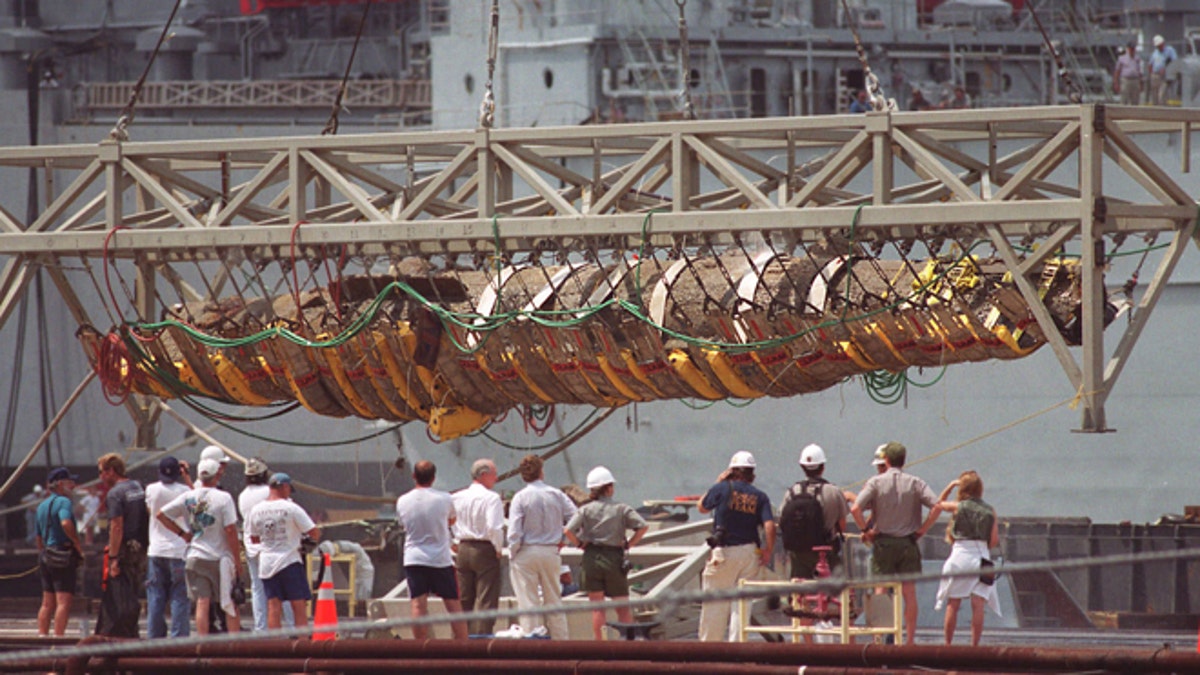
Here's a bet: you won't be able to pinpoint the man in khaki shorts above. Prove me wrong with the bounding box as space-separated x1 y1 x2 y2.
851 442 940 644
156 458 243 634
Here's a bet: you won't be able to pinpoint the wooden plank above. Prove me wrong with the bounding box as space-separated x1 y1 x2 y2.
891 128 979 202
209 151 290 227
590 136 671 215
787 130 870 207
121 158 205 229
491 143 579 216
398 145 476 221
991 122 1079 202
1105 121 1196 206
300 149 388 222
683 135 776 210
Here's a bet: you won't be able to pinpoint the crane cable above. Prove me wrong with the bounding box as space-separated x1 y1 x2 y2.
321 0 374 136
675 0 696 120
479 0 499 128
108 0 184 141
838 0 895 111
1026 0 1083 104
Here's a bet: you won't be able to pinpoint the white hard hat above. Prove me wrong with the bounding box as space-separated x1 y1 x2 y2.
872 444 888 466
586 466 616 489
200 445 229 464
1153 34 1165 47
798 443 826 468
728 451 756 469
197 458 222 480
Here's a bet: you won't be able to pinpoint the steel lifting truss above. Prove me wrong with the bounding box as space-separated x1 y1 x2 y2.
0 103 1196 434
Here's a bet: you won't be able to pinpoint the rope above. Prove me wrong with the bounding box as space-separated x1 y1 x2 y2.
483 407 600 451
494 407 618 484
844 390 1085 490
96 330 134 406
0 565 39 580
101 225 130 322
107 0 184 141
321 0 373 136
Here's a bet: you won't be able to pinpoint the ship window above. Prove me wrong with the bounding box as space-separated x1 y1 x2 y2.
465 74 475 94
544 68 554 89
965 72 981 98
750 67 767 118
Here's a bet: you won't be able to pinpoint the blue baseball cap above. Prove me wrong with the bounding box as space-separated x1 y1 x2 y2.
159 456 182 482
268 472 293 489
47 467 78 484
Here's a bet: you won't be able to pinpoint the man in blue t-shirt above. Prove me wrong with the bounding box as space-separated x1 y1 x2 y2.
696 451 776 641
35 467 83 636
1148 35 1178 106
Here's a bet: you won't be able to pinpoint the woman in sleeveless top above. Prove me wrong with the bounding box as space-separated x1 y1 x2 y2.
934 470 1000 645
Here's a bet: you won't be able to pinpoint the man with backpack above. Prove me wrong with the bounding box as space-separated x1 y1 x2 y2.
780 444 848 580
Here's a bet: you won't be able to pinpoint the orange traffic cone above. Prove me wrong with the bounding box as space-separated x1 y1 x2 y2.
312 553 338 641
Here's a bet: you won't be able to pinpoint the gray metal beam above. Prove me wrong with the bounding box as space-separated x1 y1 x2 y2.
0 104 1193 433
1079 106 1108 432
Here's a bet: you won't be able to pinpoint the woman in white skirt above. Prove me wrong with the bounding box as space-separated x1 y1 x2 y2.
934 470 1000 645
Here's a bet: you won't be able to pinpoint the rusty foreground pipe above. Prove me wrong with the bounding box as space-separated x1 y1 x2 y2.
6 639 1192 674
5 656 1023 675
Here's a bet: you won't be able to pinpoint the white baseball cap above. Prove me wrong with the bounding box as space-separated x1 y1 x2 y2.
197 458 222 480
200 445 229 464
799 444 827 468
1153 35 1165 47
728 451 756 469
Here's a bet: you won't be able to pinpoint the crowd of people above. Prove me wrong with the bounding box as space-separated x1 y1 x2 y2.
30 446 321 639
27 440 1000 644
693 441 1000 645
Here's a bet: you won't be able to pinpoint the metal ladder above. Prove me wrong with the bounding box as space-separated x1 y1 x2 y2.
1049 1 1122 102
706 34 737 117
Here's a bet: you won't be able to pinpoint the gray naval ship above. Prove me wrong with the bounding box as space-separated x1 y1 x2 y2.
0 0 1199 632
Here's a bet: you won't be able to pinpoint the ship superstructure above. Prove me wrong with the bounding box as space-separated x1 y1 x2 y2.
0 0 1198 529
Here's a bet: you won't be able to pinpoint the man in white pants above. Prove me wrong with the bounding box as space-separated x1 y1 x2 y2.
696 451 776 641
507 454 577 639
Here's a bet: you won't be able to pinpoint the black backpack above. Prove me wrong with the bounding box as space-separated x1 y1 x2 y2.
780 479 829 553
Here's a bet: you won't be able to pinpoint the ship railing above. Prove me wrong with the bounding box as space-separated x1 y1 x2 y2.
75 78 432 112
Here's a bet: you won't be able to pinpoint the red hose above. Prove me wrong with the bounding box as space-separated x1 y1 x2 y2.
96 331 134 406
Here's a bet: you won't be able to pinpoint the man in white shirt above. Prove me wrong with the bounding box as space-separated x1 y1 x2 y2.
144 456 192 638
156 458 243 635
78 486 100 546
246 473 320 629
395 460 467 640
507 454 578 639
452 458 505 635
238 457 292 631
